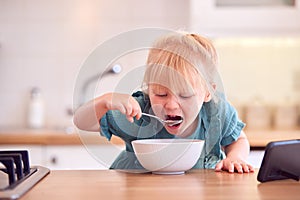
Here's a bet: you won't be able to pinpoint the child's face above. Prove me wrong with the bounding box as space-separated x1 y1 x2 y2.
148 81 211 137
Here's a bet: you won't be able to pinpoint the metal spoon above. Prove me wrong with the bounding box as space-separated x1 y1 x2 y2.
141 113 183 126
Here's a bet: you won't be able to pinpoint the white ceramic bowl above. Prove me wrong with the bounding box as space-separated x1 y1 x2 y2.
132 139 204 174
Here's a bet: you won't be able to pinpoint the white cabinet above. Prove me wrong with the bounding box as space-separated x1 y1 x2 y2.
0 144 265 169
0 145 44 166
248 150 265 168
0 144 124 170
44 145 105 170
190 1 300 36
44 145 124 170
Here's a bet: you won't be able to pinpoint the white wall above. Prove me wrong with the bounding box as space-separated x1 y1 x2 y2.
0 0 190 129
215 37 300 104
1 0 299 130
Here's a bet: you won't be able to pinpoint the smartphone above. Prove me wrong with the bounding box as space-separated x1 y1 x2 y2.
257 139 300 182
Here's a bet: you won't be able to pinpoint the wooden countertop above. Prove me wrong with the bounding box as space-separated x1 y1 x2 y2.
21 169 300 200
245 129 300 148
0 129 124 145
0 129 299 147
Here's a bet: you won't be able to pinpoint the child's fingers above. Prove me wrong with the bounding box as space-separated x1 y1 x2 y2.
130 106 142 120
241 163 249 173
126 107 142 122
228 163 234 173
128 97 142 120
122 97 142 123
245 162 255 172
125 104 133 116
126 116 134 123
248 164 255 172
216 159 255 173
215 161 224 172
135 111 142 120
233 162 243 173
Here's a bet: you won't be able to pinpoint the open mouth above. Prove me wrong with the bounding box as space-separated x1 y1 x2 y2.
165 115 183 127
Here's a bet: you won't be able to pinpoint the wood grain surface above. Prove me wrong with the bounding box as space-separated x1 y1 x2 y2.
21 169 300 200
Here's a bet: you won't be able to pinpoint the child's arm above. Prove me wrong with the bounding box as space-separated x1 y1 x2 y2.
215 131 255 173
73 93 142 132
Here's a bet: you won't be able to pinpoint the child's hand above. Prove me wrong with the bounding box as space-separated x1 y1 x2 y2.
215 158 255 173
103 93 142 123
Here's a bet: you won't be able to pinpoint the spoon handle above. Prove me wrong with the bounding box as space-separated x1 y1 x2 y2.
141 113 162 122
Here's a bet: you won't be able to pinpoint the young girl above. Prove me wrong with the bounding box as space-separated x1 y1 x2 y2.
73 31 254 173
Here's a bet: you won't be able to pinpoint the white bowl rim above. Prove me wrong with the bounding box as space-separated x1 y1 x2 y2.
131 138 204 145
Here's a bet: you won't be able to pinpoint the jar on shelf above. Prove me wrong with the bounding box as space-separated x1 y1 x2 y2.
273 101 298 130
27 87 45 129
244 97 272 130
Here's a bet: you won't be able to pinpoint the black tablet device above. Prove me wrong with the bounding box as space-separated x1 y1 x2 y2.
257 139 300 183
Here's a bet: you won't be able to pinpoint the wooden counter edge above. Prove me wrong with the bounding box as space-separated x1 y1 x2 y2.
245 129 300 148
1 129 299 147
0 131 124 146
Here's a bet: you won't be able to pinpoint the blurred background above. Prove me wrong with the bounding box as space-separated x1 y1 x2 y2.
0 0 300 169
1 0 300 130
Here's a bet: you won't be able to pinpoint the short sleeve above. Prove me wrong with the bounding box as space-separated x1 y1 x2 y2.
99 110 114 141
219 99 245 146
202 92 245 147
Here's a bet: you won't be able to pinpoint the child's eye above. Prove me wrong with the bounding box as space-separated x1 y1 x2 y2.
179 94 194 99
155 93 167 97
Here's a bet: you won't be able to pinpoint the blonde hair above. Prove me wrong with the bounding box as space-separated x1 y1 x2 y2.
142 31 219 101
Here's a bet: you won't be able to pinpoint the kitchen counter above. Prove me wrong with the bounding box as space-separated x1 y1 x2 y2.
245 129 300 148
21 169 300 200
0 129 124 145
1 129 299 147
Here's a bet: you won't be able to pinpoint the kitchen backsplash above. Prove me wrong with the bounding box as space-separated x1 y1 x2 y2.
0 0 190 129
216 37 300 129
215 37 300 104
0 1 299 129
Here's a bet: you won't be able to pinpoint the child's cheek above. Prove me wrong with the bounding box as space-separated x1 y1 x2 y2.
185 99 203 113
150 103 164 116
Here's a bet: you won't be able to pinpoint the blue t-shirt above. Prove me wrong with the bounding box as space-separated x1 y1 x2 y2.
100 91 245 169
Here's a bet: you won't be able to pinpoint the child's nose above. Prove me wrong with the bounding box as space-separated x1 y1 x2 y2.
165 95 180 110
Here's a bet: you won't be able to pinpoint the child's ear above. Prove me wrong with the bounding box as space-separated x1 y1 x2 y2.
204 84 216 102
204 91 212 102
